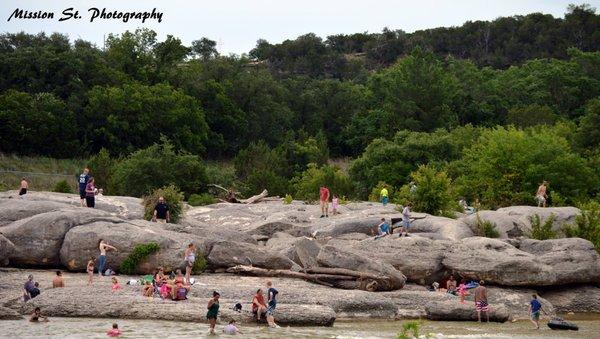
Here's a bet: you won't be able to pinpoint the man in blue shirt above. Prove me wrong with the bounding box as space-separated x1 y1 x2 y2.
78 168 90 207
529 294 546 329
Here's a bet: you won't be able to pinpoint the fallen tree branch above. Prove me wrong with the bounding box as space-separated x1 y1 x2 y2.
239 189 269 204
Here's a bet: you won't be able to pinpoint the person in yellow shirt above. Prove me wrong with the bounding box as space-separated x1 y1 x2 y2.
380 186 389 206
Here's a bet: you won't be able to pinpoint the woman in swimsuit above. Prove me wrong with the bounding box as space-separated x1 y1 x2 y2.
171 269 190 300
206 291 220 334
87 257 95 285
184 243 196 284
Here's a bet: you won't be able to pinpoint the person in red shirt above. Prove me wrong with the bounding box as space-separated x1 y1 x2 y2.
319 186 330 218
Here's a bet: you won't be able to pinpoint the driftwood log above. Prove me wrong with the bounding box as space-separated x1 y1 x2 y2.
209 185 274 204
225 265 399 291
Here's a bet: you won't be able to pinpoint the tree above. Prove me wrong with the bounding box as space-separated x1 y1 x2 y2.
576 98 600 150
395 164 455 216
292 163 354 201
191 38 218 60
507 104 557 127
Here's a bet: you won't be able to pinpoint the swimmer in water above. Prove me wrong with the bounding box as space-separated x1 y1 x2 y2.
29 307 48 322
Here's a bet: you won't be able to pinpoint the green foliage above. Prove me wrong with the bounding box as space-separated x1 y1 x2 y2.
395 165 455 216
283 194 293 204
192 251 208 274
527 214 558 240
110 138 208 198
397 321 429 339
234 141 290 197
53 180 73 193
142 185 184 223
507 104 557 128
188 193 217 206
576 98 600 151
119 242 160 275
453 126 598 208
87 148 115 192
292 163 354 202
564 201 600 253
475 213 501 238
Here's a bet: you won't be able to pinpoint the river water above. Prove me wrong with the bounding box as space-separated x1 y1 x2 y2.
2 315 598 339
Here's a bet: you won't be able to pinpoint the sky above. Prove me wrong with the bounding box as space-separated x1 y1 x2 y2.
1 0 598 55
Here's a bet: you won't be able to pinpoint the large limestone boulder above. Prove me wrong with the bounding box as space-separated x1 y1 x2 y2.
410 215 473 241
0 306 23 320
0 234 16 266
0 199 71 226
60 220 204 273
266 233 322 268
207 240 295 270
542 285 600 313
1 209 119 266
425 300 510 322
486 287 554 320
0 191 143 219
346 236 449 284
516 238 600 285
461 207 580 238
443 237 553 286
317 245 406 290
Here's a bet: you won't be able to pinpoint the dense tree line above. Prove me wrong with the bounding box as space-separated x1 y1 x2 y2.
0 5 599 208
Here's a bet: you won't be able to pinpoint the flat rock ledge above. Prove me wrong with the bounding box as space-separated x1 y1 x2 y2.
425 300 510 322
17 286 335 326
0 306 23 320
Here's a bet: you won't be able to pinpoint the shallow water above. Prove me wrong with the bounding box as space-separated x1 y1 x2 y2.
2 315 599 339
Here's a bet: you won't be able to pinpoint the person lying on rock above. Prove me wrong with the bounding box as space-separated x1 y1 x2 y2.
30 307 48 322
252 288 268 321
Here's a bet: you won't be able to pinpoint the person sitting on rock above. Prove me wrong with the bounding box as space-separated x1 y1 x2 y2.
30 307 48 322
375 218 390 239
446 276 457 295
252 288 268 321
171 269 190 300
52 271 65 288
142 280 153 297
111 277 121 292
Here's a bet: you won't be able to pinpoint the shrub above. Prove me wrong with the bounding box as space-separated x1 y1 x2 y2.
292 163 354 202
397 321 429 339
395 164 455 216
53 179 73 193
109 138 208 198
142 185 184 223
283 194 293 204
119 242 160 275
87 148 116 192
188 193 217 206
527 214 557 240
192 251 208 274
475 213 500 238
234 141 290 197
564 201 600 253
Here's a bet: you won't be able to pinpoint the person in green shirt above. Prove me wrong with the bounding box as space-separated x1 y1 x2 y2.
206 291 220 334
380 186 389 206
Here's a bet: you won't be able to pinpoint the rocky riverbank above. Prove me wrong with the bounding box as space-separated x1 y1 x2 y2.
1 191 599 324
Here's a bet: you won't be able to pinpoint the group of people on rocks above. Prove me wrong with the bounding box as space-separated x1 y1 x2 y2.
373 204 412 239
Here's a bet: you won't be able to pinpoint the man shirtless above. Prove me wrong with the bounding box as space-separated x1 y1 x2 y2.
52 271 65 288
535 181 548 207
473 280 489 322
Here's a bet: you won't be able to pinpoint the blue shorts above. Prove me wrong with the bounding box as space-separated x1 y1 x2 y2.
403 219 411 228
267 303 276 315
381 196 389 205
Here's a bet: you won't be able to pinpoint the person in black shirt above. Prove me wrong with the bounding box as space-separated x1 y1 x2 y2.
152 196 170 223
30 282 40 299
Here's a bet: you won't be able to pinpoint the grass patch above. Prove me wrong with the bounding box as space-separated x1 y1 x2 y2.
0 153 84 192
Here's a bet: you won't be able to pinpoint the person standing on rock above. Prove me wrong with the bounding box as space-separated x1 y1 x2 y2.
380 185 389 206
529 294 547 329
319 186 330 218
207 291 220 334
52 270 65 288
266 281 279 328
19 177 28 196
473 280 489 323
535 181 548 207
23 275 35 301
184 243 196 284
85 177 97 208
98 239 118 277
152 196 170 223
400 203 412 237
78 167 90 207
87 257 95 285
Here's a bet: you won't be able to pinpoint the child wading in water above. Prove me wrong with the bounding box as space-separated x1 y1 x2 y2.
207 291 220 334
87 257 95 285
